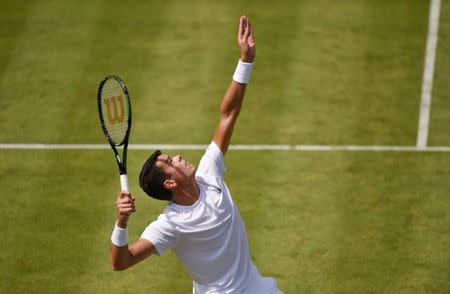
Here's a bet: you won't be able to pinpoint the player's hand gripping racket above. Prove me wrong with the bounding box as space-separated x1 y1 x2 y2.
97 75 132 193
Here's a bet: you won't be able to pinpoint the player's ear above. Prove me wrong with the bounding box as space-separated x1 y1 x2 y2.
164 179 177 190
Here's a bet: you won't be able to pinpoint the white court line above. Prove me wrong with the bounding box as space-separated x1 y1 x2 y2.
417 0 441 148
0 144 449 152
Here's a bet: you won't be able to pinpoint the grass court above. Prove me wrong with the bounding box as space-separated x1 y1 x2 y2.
0 0 449 293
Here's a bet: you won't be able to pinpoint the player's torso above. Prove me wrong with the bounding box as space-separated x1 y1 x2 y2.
168 179 251 286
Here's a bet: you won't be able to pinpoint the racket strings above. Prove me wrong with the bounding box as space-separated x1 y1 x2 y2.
100 79 130 145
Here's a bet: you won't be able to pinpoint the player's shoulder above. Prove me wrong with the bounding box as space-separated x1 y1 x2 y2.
207 141 224 160
196 141 226 177
196 175 223 192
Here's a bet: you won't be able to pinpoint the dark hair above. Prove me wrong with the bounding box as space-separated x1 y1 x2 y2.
139 150 173 201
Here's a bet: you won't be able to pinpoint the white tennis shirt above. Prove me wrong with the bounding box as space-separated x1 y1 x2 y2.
140 142 282 293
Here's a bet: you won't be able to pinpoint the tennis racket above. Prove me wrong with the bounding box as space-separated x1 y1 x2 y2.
97 75 132 193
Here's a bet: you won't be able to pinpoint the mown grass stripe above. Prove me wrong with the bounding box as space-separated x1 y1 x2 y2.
0 1 107 292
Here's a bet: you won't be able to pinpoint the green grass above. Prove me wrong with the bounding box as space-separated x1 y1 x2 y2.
429 0 450 146
0 0 449 293
0 0 439 146
0 150 449 293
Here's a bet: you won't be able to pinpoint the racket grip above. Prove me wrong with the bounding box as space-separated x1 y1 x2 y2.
120 174 129 193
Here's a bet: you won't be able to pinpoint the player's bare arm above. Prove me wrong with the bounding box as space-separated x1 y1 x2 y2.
213 16 256 156
110 192 156 271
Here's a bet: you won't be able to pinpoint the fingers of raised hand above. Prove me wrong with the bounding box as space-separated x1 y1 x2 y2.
244 19 251 39
238 16 244 38
239 17 255 49
238 16 249 40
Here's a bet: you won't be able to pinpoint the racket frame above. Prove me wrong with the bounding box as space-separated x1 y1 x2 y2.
97 75 132 191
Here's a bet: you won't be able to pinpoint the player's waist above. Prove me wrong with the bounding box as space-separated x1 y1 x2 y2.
192 260 252 294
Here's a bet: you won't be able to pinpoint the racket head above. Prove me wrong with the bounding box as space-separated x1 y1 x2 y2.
97 75 132 147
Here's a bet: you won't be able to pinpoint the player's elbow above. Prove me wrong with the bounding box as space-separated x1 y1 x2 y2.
112 266 125 271
111 260 129 271
112 263 127 271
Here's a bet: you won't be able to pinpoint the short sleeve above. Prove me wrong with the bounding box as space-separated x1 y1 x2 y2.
196 141 226 178
140 214 177 255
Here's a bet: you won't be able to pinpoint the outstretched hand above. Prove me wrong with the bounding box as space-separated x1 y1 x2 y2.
238 16 255 63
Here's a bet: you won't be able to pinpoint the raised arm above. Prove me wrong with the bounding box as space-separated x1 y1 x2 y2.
213 16 256 156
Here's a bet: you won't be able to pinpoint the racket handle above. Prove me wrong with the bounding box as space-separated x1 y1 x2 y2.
120 174 129 193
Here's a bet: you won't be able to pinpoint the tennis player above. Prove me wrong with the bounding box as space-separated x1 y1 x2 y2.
110 16 282 294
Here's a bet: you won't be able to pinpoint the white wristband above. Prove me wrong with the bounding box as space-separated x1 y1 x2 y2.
111 222 128 247
232 59 253 84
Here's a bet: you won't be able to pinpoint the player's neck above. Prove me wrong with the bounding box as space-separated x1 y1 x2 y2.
172 180 200 206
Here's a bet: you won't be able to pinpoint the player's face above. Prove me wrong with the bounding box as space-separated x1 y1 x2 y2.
156 154 196 184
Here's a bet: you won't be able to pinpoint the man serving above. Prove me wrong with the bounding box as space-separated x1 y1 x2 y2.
110 16 282 294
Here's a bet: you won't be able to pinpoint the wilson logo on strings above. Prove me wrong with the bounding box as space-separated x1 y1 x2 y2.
104 96 125 124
